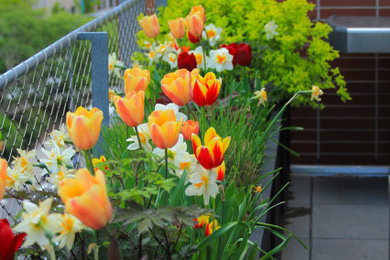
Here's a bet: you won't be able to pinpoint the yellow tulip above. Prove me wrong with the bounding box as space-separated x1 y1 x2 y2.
58 168 112 230
138 14 160 38
168 18 186 39
148 109 182 149
66 107 103 150
161 69 192 106
114 91 145 127
124 68 150 94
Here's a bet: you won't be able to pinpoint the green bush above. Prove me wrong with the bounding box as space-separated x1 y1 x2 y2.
155 0 350 105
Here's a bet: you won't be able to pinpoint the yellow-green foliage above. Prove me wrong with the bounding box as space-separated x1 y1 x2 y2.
157 0 350 105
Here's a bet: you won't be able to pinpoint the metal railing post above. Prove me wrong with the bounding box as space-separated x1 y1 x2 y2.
77 32 109 126
77 32 109 154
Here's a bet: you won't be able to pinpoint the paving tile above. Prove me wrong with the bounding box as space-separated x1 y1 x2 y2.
312 204 389 239
313 177 388 205
286 176 312 206
281 238 309 260
311 238 389 260
283 205 311 239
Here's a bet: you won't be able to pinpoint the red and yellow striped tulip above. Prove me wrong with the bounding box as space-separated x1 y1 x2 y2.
58 168 112 230
216 161 225 181
181 120 199 141
114 91 145 127
192 127 230 169
0 159 11 201
168 18 186 39
66 107 103 150
148 109 182 149
124 68 150 94
161 69 192 106
138 14 159 38
192 72 222 106
205 219 220 236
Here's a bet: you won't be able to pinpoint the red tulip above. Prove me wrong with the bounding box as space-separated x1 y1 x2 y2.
178 51 197 72
220 43 251 66
0 219 26 260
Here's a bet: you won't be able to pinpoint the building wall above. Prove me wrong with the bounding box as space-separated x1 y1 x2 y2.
291 0 390 165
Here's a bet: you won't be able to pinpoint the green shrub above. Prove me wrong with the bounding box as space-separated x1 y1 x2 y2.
155 0 350 105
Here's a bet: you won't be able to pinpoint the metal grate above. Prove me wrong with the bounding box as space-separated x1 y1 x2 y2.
0 0 146 223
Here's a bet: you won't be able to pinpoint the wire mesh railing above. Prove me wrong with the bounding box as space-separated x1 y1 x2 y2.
0 0 146 223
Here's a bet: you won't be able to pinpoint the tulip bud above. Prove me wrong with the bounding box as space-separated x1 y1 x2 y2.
138 14 160 38
114 91 145 127
66 107 103 150
168 18 186 39
58 169 113 230
148 109 182 149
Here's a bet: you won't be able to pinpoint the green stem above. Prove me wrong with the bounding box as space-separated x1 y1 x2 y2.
83 149 95 174
134 126 143 150
187 104 199 122
165 149 168 179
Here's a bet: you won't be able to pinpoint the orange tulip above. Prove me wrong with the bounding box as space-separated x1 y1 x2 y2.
168 18 186 39
66 107 103 150
185 14 203 38
0 159 11 201
138 14 160 38
58 168 112 230
192 72 222 106
148 109 182 149
189 5 206 23
192 127 230 169
181 120 199 141
124 68 150 94
161 69 193 106
216 161 225 181
114 91 145 127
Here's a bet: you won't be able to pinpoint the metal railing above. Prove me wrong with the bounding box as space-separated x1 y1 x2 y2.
0 0 146 222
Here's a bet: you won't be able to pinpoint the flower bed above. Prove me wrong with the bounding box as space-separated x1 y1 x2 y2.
0 1 336 259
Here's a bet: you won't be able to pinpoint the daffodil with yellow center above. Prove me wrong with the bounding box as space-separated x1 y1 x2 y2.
52 213 84 250
185 165 219 205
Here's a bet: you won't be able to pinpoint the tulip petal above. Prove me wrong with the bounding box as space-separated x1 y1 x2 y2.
196 147 214 169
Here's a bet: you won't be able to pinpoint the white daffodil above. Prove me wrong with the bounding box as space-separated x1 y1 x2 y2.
108 52 125 78
154 103 187 122
153 135 197 178
46 166 75 188
147 46 161 66
7 166 35 191
162 52 178 69
189 46 206 70
185 166 219 205
202 24 223 47
264 20 279 40
41 145 75 174
13 198 61 248
13 148 36 175
207 48 233 72
311 85 324 101
46 125 70 149
143 40 154 50
52 213 85 251
127 123 153 152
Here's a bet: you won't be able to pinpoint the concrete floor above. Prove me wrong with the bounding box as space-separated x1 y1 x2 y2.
281 175 389 260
